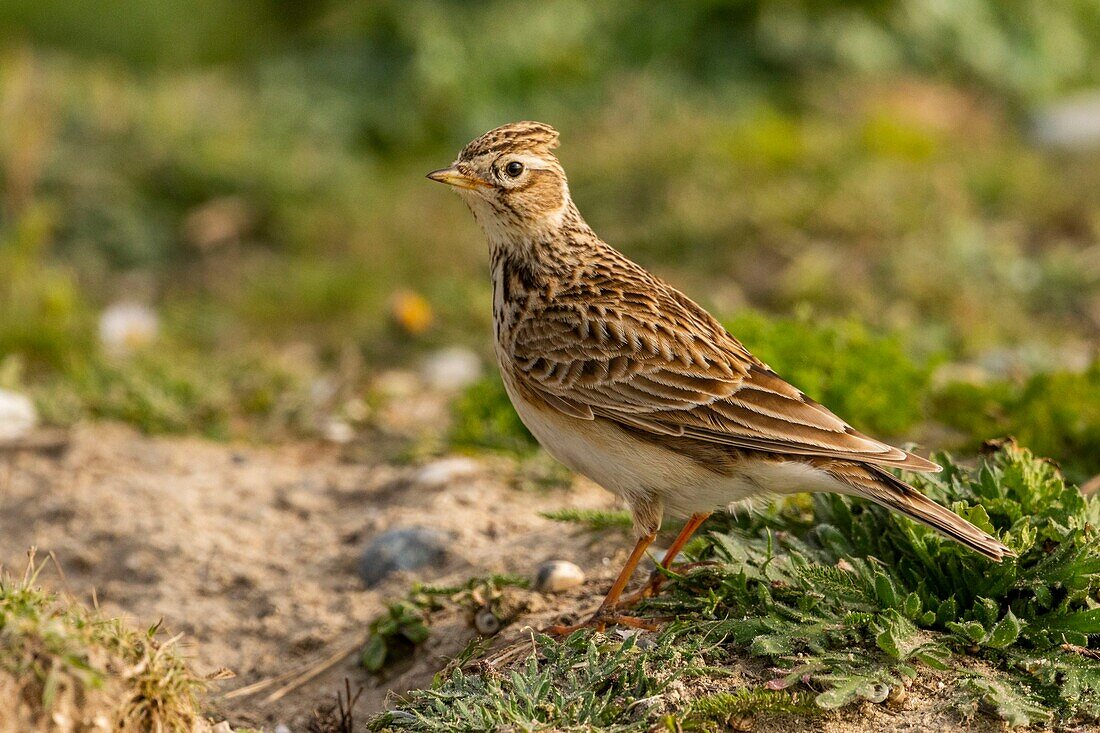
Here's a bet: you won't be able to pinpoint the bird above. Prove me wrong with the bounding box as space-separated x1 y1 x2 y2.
427 121 1014 633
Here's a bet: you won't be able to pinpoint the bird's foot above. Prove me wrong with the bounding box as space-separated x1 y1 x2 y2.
545 606 657 635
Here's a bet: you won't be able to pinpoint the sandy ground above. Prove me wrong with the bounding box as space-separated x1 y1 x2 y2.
0 423 1035 732
0 422 622 729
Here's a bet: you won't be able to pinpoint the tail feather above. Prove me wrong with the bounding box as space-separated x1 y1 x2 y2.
829 463 1014 562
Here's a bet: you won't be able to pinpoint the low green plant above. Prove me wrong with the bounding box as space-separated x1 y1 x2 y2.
931 363 1100 481
361 601 431 673
0 555 208 731
539 508 634 532
31 347 312 440
374 444 1100 729
449 376 537 454
362 574 531 674
657 442 1100 725
371 631 718 732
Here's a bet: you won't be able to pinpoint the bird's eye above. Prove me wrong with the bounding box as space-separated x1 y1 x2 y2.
504 161 524 177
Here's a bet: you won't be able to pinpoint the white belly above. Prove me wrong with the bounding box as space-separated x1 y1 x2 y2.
499 372 844 521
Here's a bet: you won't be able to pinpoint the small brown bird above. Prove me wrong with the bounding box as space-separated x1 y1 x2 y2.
428 121 1013 633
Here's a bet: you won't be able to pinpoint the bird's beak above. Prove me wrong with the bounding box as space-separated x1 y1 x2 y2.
425 166 491 190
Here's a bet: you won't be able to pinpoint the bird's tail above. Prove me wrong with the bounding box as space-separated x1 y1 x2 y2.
829 462 1015 562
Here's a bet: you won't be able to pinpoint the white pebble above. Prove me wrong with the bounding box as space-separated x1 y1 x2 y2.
322 418 355 444
0 389 37 442
420 347 482 391
414 457 481 488
535 560 585 593
98 302 158 355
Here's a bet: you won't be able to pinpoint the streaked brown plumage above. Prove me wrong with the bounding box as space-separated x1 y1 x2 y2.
428 121 1014 632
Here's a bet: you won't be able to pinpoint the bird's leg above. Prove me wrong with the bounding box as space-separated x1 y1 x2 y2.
546 531 657 634
622 511 712 605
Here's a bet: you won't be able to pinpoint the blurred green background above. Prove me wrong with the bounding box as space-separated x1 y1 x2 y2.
1 1 1098 477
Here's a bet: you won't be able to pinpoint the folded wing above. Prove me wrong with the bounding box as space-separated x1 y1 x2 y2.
511 284 938 472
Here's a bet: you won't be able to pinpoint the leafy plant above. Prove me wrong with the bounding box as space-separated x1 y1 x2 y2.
375 443 1100 729
361 602 431 673
362 574 531 673
658 442 1100 725
369 631 709 732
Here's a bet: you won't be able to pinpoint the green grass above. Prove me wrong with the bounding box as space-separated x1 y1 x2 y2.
449 376 537 455
931 364 1100 482
371 443 1100 730
0 555 210 731
3 41 1100 444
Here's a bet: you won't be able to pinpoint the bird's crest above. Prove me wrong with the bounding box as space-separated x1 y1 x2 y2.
459 121 560 160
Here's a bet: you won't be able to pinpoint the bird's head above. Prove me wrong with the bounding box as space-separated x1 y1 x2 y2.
427 121 573 249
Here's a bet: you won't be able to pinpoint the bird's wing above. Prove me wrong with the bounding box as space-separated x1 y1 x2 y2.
510 281 937 472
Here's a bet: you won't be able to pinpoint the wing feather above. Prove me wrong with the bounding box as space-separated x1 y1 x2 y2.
509 268 938 472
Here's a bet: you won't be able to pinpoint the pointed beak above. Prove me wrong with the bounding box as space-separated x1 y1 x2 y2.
425 166 491 190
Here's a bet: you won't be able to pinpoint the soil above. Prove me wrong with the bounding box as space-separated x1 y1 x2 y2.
0 423 1014 732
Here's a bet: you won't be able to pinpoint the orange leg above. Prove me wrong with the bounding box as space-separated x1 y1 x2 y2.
546 532 657 634
623 511 712 604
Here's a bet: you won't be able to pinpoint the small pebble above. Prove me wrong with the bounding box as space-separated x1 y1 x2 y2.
474 607 501 635
1031 91 1100 150
210 723 234 733
535 560 585 593
373 370 421 399
886 683 908 709
274 724 292 733
358 527 447 587
414 457 480 488
420 346 482 391
322 418 355 444
98 302 158 355
0 389 37 442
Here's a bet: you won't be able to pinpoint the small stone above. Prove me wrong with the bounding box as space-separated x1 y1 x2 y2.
534 560 585 593
474 607 501 635
420 346 482 391
0 389 37 442
886 683 908 710
274 725 292 733
1031 91 1100 150
322 418 355 444
414 457 480 488
359 527 447 587
98 302 158 355
210 723 234 733
1082 474 1100 496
